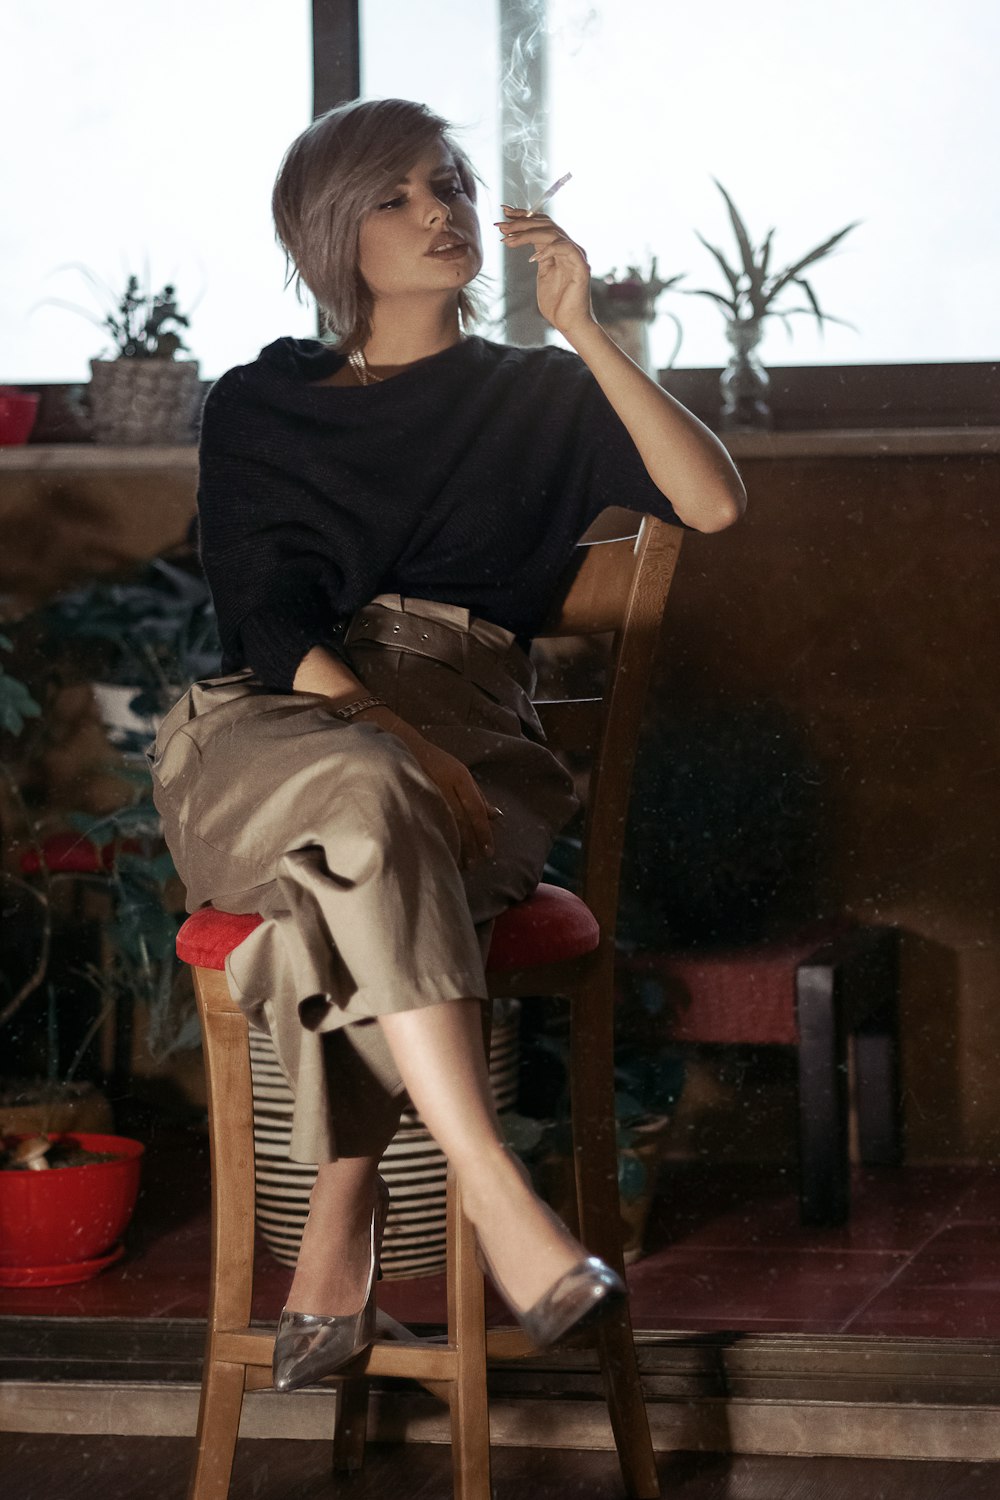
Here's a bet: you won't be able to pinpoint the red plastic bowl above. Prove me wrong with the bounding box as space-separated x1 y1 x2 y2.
0 389 39 446
0 1132 144 1281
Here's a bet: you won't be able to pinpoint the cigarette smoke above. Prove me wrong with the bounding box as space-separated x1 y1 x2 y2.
500 2 601 204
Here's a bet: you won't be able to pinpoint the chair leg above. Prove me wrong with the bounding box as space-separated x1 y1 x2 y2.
332 1375 370 1473
190 972 258 1499
852 928 903 1166
595 1305 660 1500
188 1358 246 1500
447 1171 492 1500
571 973 660 1500
795 959 850 1225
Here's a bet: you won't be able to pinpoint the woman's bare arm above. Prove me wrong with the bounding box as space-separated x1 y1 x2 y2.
561 319 747 534
497 207 747 534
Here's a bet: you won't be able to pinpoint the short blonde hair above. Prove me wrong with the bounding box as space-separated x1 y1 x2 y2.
272 98 482 350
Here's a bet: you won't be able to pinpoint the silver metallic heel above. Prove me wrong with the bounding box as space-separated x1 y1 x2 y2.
517 1255 626 1349
272 1175 391 1392
474 1151 627 1351
477 1238 626 1352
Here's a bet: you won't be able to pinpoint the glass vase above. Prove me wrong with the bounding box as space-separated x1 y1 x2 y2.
719 320 772 431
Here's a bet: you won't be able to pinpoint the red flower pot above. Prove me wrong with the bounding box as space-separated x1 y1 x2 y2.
0 389 39 446
0 1132 144 1286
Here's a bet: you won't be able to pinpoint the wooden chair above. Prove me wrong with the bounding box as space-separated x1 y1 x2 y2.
175 511 683 1499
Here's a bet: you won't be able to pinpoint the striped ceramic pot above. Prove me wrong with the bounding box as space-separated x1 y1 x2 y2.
249 998 521 1279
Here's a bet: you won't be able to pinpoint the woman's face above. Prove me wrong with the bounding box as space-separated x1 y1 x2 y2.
357 137 483 305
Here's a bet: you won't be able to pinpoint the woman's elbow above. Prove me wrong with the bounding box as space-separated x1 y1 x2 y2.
678 482 747 534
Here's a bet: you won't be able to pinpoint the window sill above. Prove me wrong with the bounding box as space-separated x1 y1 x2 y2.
721 427 1000 459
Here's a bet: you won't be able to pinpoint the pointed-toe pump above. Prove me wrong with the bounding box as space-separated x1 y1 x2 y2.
272 1175 391 1393
517 1254 627 1349
478 1239 626 1352
475 1153 627 1351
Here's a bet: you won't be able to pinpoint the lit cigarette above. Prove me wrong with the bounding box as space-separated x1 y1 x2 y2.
527 171 573 216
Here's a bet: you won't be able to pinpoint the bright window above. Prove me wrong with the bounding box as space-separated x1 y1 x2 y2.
359 0 503 328
2 0 314 384
545 0 1000 369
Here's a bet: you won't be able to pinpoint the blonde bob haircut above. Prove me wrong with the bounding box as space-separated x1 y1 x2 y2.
272 98 482 352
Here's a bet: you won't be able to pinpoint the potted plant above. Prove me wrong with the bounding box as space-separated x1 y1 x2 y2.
31 556 221 755
518 1026 684 1265
2 561 218 1091
37 266 202 445
0 631 117 1132
29 557 220 1057
590 258 686 376
0 637 145 1283
0 1129 144 1287
684 180 861 430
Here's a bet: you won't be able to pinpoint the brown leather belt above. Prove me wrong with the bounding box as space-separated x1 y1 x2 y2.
344 597 543 738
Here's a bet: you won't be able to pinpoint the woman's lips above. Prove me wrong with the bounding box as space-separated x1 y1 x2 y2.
426 240 469 260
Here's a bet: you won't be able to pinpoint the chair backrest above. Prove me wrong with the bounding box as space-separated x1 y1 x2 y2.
532 508 683 945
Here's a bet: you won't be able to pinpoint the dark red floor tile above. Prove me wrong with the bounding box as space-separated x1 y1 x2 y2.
846 1291 1000 1339
620 1244 906 1328
949 1167 1000 1225
647 1161 975 1255
844 1223 1000 1336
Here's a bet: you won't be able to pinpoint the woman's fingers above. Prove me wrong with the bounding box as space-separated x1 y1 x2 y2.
495 216 588 266
451 772 495 866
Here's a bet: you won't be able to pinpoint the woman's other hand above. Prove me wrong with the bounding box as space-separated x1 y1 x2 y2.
496 206 594 340
369 710 495 869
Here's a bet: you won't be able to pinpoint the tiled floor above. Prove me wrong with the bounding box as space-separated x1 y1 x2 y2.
1 1126 996 1338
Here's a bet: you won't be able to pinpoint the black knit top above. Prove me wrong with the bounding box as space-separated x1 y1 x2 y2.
197 334 682 691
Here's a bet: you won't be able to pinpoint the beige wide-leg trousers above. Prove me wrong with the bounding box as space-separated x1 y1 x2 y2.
149 597 578 1163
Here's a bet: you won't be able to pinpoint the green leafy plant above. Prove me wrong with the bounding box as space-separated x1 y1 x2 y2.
590 257 686 368
34 558 220 748
525 1031 684 1203
685 179 861 337
3 557 220 1063
36 266 192 359
66 780 200 1060
591 257 685 321
0 633 41 737
0 634 47 1033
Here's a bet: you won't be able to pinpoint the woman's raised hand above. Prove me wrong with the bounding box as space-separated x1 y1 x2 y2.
496 206 594 338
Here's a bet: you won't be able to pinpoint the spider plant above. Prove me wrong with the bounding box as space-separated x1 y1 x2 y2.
34 265 192 359
686 179 862 338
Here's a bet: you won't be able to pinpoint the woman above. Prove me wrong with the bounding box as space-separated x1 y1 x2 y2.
151 98 746 1392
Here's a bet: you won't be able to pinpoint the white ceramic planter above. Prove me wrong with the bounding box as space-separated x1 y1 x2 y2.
91 682 161 750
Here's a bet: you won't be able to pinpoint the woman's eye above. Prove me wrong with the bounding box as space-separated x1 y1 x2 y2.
377 195 405 211
436 182 464 200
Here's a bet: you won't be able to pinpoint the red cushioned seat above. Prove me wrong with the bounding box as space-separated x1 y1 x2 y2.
176 907 263 969
486 883 600 971
175 881 599 974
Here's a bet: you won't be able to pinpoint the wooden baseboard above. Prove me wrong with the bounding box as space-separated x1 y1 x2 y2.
3 1320 999 1462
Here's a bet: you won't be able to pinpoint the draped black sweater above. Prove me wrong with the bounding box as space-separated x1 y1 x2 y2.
197 334 682 691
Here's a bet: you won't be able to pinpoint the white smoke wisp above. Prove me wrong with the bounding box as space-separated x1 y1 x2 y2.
500 11 547 204
500 3 602 206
